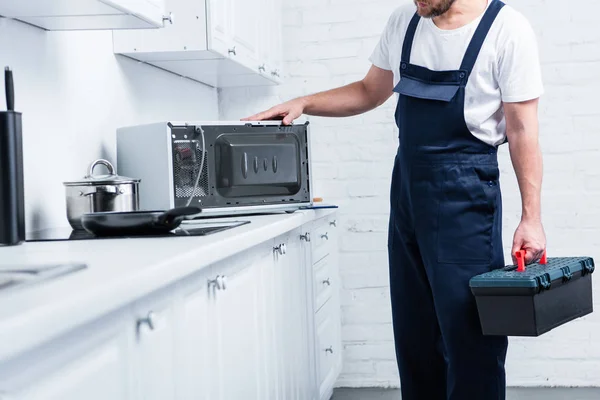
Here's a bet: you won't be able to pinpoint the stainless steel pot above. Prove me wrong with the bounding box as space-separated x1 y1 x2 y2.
63 159 140 230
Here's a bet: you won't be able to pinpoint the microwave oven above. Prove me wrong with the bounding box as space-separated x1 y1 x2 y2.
116 121 313 216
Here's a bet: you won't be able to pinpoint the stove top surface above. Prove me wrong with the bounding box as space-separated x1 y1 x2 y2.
26 220 251 242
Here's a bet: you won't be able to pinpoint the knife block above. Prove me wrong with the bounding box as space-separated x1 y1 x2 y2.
0 110 25 246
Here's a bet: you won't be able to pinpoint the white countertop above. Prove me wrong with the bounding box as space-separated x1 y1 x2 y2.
0 208 336 364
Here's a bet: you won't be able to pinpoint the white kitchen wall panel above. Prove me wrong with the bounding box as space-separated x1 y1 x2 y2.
112 0 283 88
0 0 167 30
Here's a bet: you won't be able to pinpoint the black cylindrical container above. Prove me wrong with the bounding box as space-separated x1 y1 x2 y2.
0 108 25 246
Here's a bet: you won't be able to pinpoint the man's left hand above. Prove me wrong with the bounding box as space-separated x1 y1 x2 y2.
511 218 546 265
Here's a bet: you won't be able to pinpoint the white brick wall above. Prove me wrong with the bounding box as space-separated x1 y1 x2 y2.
219 0 600 389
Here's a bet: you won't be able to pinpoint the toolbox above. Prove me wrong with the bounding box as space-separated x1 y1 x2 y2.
469 250 595 337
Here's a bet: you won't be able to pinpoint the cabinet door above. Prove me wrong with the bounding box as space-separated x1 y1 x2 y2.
210 247 269 400
266 0 283 79
256 241 279 400
112 0 207 55
174 267 213 400
230 0 261 69
256 0 282 82
0 310 132 400
132 286 177 400
274 229 312 400
207 0 232 57
316 300 339 400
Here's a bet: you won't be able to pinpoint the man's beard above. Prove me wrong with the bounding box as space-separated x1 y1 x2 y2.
414 0 456 18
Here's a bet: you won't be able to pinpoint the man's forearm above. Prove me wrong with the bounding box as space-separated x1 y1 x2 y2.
300 81 382 118
508 130 543 222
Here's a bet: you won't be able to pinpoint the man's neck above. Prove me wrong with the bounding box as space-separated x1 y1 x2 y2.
432 0 489 30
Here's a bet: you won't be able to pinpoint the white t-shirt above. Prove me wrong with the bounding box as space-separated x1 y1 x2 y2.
369 0 544 147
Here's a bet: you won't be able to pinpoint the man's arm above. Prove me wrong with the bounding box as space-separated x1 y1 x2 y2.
504 98 546 264
242 65 394 125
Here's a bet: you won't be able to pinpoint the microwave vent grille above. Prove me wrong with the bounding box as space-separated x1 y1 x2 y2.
172 140 209 199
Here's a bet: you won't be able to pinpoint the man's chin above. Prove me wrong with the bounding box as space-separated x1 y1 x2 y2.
415 4 433 18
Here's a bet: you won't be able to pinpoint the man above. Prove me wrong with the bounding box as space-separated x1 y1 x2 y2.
244 0 546 398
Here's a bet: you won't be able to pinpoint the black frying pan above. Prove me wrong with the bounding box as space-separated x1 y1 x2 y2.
81 206 202 236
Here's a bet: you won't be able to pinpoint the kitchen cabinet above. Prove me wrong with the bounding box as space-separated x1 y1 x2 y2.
0 309 133 400
174 267 212 400
309 217 343 400
0 0 167 30
272 228 313 400
209 248 265 400
112 0 283 88
131 285 178 400
0 211 341 400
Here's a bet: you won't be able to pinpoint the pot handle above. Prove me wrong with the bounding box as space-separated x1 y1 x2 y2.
88 159 116 177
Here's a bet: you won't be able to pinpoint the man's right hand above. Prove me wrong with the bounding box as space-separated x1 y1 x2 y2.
242 98 306 125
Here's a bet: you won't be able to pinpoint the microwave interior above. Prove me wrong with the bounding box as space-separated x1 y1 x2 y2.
169 123 311 209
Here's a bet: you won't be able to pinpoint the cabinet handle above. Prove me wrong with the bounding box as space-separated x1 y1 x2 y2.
300 233 311 242
209 275 227 290
323 278 331 286
228 47 237 56
325 346 334 354
162 12 174 25
271 70 280 77
330 220 337 227
137 311 157 331
321 233 329 241
273 243 287 255
258 64 266 72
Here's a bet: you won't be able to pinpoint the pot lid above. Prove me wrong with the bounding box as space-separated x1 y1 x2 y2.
63 159 140 186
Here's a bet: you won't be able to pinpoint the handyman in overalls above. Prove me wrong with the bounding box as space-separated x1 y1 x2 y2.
244 0 546 398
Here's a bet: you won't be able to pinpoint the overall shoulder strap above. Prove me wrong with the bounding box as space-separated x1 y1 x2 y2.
460 0 506 73
401 13 421 65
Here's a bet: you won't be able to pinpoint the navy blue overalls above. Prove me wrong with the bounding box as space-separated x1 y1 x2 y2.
387 1 508 399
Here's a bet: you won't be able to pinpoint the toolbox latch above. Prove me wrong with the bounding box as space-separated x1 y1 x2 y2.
561 266 573 282
581 259 595 276
536 273 552 292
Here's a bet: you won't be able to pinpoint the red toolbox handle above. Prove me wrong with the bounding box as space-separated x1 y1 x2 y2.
516 249 548 272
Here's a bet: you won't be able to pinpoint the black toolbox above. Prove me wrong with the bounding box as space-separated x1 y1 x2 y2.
469 250 595 336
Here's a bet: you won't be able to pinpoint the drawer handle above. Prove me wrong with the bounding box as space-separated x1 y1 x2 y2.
322 278 331 286
273 243 287 255
228 46 237 56
325 346 334 354
300 233 311 242
321 233 329 241
209 275 228 290
162 12 174 25
137 311 157 331
329 220 337 227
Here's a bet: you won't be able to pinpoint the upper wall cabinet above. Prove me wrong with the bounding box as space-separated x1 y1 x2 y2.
0 0 168 30
112 0 283 88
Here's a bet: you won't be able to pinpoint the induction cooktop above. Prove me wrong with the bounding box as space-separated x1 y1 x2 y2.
26 220 251 242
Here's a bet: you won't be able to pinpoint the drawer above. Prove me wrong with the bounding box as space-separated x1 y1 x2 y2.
316 300 337 397
311 219 337 264
313 256 333 313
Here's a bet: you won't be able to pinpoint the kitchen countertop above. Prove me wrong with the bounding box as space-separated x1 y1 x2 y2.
0 208 336 364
